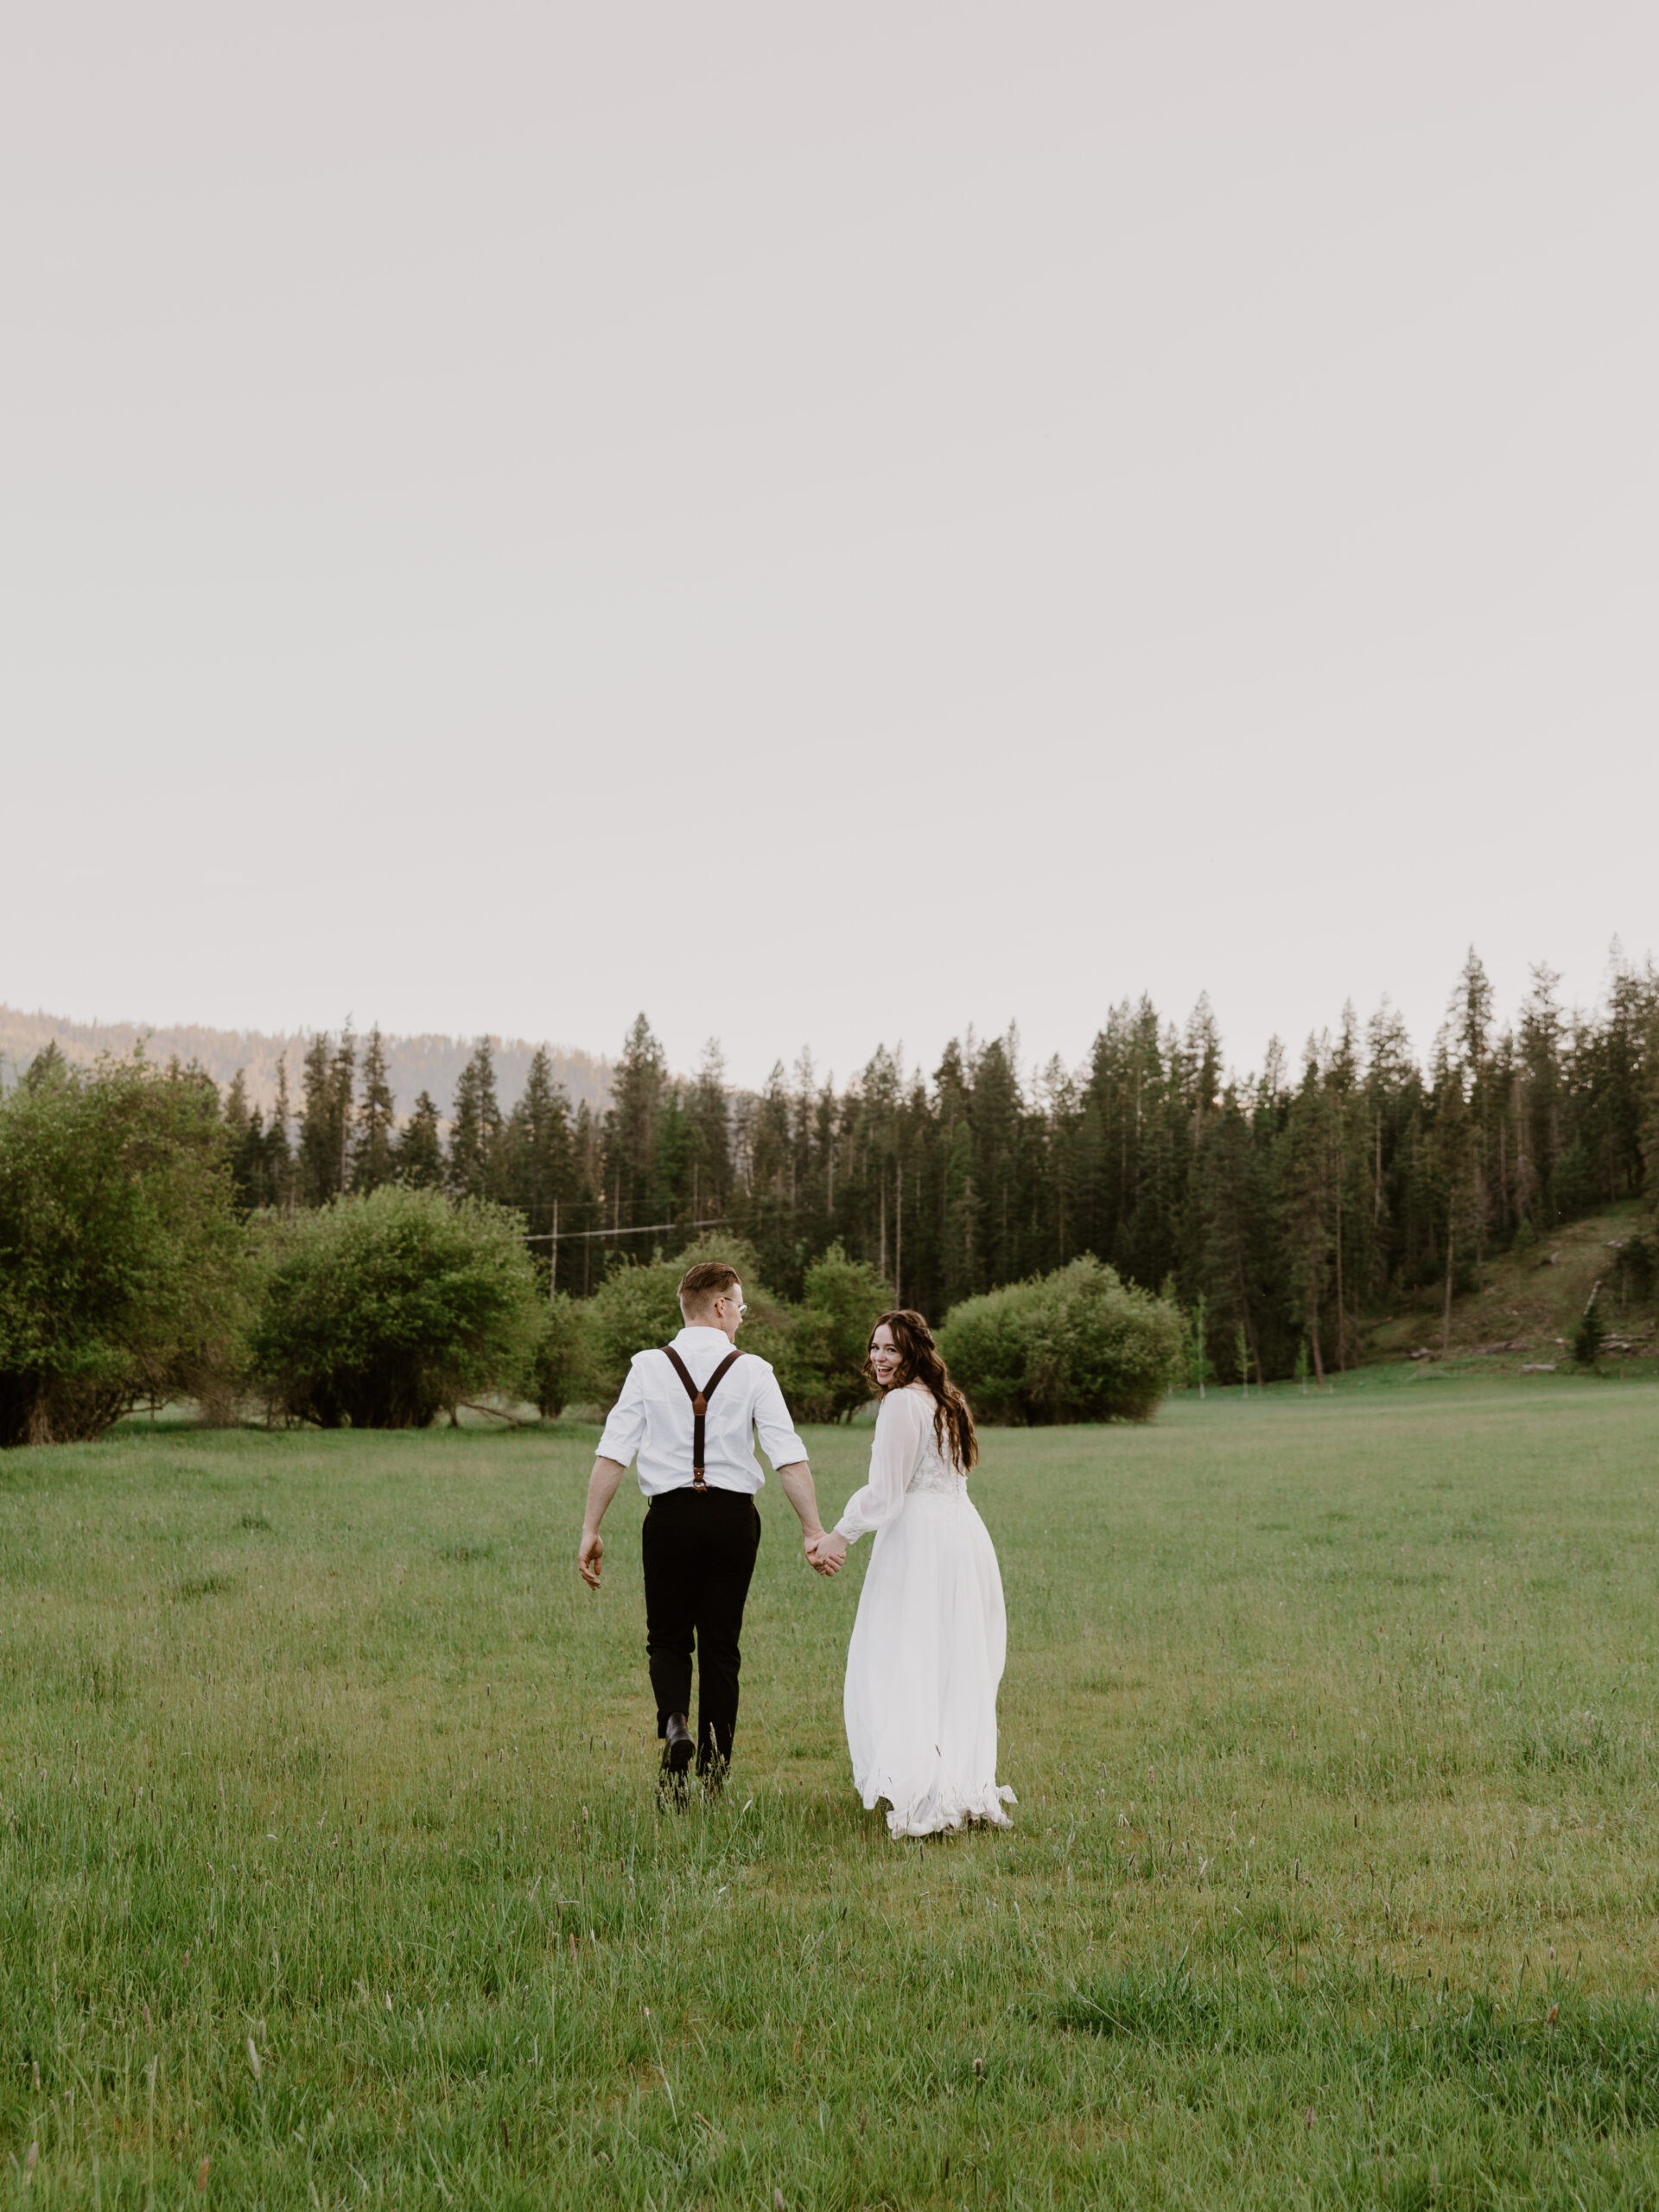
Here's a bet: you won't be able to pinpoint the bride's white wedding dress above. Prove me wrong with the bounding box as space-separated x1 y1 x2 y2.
835 1381 1015 1840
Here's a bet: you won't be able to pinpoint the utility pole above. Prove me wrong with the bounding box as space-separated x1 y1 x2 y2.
549 1197 559 1301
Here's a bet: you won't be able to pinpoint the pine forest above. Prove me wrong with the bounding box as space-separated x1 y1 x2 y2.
175 948 1659 1387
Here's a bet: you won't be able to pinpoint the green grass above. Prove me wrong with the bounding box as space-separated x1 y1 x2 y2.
6 1382 1659 2207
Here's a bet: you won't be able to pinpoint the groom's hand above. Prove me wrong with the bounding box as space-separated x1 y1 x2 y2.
577 1528 604 1589
805 1529 846 1576
577 1459 625 1592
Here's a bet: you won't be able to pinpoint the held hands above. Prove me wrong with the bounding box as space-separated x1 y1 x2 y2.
804 1527 848 1576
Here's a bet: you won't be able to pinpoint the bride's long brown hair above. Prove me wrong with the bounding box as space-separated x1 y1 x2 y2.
864 1309 978 1472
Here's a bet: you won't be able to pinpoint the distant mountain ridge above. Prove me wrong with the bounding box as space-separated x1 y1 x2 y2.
0 1006 611 1122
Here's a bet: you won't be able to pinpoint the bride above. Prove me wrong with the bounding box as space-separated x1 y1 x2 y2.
809 1310 1015 1839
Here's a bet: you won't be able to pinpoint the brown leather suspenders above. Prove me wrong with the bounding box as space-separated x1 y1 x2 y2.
661 1346 743 1490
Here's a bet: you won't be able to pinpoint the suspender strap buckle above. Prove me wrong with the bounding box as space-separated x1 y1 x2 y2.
661 1346 743 1490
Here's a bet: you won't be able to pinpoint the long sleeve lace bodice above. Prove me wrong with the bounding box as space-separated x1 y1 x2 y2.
835 1383 965 1541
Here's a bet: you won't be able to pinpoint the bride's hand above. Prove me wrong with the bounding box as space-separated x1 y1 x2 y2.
807 1529 848 1576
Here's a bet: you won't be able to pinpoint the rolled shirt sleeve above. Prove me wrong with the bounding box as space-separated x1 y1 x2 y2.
751 1363 810 1471
835 1388 926 1542
595 1360 648 1467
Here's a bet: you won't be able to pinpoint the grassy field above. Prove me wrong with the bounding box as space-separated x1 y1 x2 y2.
6 1380 1659 2208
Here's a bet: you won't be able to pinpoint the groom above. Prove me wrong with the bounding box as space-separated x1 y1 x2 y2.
576 1262 831 1792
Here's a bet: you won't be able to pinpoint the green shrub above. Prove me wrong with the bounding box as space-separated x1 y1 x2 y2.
939 1256 1184 1424
248 1186 540 1428
582 1236 802 1406
576 1236 887 1428
529 1293 586 1420
0 1054 245 1446
784 1244 891 1423
580 1258 690 1407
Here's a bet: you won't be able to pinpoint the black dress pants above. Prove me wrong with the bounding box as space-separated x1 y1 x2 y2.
640 1486 761 1774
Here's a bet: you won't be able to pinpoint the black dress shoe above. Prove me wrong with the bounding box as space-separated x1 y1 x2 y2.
662 1713 694 1777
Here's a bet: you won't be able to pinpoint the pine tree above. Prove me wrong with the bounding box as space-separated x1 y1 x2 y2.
297 1034 334 1206
223 1069 272 1214
22 1039 67 1090
353 1026 397 1194
269 1058 295 1211
1192 1087 1270 1384
501 1047 575 1281
741 1061 797 1289
969 1033 1023 1291
448 1040 504 1201
603 1014 669 1231
688 1040 733 1216
1280 1044 1336 1383
941 1113 979 1310
1518 966 1565 1222
396 1091 445 1189
297 1027 355 1206
1642 1002 1659 1212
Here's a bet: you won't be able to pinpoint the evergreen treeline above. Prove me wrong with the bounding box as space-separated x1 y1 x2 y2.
218 953 1659 1384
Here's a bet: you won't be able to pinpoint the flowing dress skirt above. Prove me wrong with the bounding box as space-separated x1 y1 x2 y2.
842 1489 1015 1839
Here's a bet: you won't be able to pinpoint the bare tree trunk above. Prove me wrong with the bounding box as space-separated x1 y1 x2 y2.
1442 1225 1454 1358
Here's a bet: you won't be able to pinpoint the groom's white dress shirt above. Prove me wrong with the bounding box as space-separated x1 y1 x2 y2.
596 1325 809 1497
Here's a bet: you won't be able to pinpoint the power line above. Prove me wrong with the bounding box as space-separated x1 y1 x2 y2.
522 1215 728 1244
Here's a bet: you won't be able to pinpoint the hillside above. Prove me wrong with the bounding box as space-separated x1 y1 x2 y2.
1364 1204 1658 1380
0 1005 611 1121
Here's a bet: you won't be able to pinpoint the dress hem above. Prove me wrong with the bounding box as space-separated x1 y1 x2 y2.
861 1780 1017 1840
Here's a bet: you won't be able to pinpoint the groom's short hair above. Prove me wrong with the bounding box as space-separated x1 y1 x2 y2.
678 1261 740 1319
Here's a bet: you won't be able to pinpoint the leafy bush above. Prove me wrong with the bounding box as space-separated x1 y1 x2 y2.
939 1256 1184 1424
529 1293 585 1420
249 1186 540 1427
576 1234 877 1426
785 1244 891 1422
0 1055 245 1446
580 1236 798 1407
580 1259 691 1407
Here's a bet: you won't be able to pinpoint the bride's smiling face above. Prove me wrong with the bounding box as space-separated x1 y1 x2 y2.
869 1322 901 1389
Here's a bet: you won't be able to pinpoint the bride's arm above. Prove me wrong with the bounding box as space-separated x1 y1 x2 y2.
831 1389 926 1545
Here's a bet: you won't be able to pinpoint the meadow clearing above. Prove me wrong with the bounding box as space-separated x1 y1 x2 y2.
5 1376 1659 2208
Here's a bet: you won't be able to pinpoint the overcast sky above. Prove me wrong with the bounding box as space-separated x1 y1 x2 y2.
4 3 1655 1091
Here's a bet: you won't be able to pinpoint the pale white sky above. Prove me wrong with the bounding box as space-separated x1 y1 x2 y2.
3 3 1655 1090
